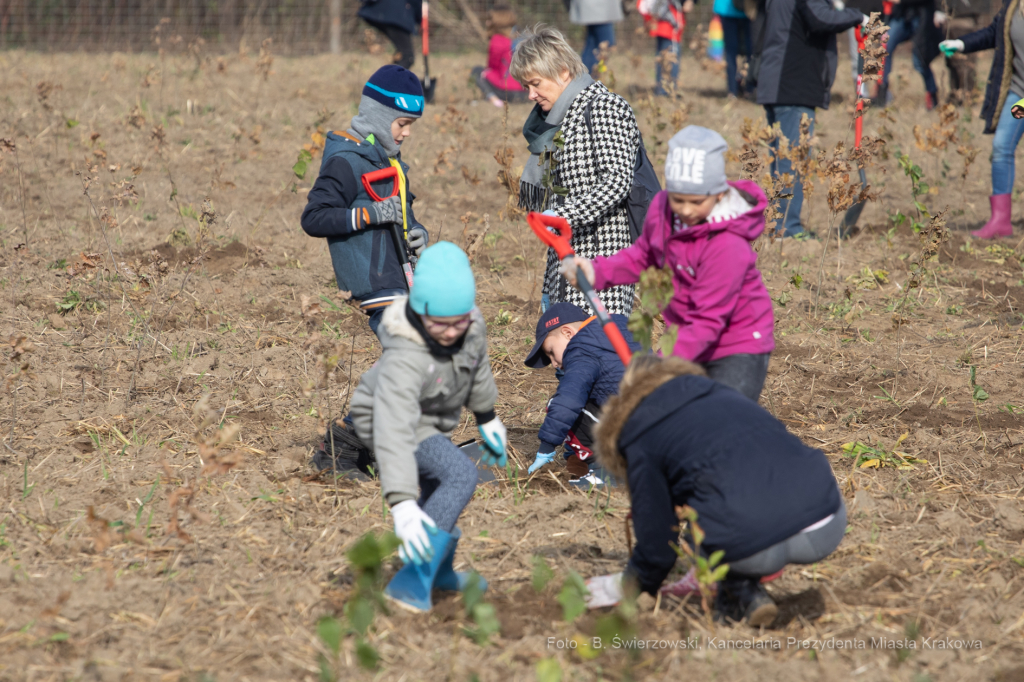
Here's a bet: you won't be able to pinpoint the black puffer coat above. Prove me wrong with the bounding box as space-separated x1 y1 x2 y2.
961 0 1020 134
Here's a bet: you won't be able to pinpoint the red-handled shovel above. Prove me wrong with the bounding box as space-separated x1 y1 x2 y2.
527 212 633 366
361 167 414 289
841 25 869 235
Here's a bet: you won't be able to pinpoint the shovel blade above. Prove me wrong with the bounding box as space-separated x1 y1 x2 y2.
421 77 437 104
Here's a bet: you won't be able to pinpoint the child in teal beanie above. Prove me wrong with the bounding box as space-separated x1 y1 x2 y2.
348 242 508 613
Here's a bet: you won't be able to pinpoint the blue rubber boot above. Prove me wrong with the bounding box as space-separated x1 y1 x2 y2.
384 529 453 613
435 527 488 593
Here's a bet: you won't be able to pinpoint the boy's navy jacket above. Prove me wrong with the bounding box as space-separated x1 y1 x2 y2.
619 375 841 595
358 0 422 33
301 131 424 303
538 314 639 452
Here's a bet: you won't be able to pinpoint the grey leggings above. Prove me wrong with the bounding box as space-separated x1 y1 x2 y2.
729 499 847 578
703 352 771 402
415 434 478 533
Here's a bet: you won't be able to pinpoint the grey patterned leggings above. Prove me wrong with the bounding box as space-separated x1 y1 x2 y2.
415 435 478 532
728 499 847 578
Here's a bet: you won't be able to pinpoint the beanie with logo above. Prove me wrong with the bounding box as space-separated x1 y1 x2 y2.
664 126 729 196
350 65 424 158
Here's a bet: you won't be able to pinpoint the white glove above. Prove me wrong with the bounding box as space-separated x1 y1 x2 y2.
478 418 507 467
939 39 965 57
833 0 845 9
391 500 438 565
407 225 429 256
861 12 870 26
933 10 948 26
585 572 624 609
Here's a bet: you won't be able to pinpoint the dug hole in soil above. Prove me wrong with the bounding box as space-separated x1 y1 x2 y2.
0 45 1023 681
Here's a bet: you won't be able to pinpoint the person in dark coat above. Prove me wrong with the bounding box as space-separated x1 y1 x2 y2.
523 303 640 482
874 0 943 109
594 354 846 626
358 0 422 69
756 0 866 236
941 0 1023 239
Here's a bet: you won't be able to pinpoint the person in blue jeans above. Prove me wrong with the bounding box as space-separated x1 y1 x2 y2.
756 0 866 236
940 0 1024 240
570 0 624 75
876 0 941 110
714 0 753 97
764 104 815 236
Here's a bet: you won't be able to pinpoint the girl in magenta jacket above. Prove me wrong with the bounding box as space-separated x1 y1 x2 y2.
566 126 775 400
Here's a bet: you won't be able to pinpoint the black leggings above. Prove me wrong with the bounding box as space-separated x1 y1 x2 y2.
702 352 770 402
365 21 414 69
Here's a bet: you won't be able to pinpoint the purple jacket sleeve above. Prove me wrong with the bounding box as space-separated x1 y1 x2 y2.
592 228 657 290
672 234 750 361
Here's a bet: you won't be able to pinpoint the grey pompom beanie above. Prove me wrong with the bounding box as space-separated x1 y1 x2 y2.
664 126 729 195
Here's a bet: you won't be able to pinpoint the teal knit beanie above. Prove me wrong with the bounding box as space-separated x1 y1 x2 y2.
409 242 476 316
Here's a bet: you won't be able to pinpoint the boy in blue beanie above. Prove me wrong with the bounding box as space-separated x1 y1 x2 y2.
523 302 639 484
301 64 431 338
348 242 508 613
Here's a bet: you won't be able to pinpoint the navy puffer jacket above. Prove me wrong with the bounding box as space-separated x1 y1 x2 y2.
961 0 1020 134
537 315 640 452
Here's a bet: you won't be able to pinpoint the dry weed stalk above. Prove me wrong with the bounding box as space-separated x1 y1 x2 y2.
891 208 949 397
811 136 884 310
1 137 30 249
165 396 247 542
6 335 36 454
859 13 889 79
256 38 274 81
739 119 786 242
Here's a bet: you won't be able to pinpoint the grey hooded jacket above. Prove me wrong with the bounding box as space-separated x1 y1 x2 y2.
350 297 498 506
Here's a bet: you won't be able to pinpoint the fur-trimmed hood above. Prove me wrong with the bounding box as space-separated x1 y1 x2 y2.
379 295 427 347
595 355 705 486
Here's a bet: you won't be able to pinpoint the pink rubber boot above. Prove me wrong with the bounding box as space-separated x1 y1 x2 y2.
972 194 1013 239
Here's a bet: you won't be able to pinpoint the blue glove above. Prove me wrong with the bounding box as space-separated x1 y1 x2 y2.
541 209 558 217
478 418 507 467
528 451 556 474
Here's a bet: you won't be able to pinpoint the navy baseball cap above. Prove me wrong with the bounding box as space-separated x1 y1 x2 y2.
524 302 590 368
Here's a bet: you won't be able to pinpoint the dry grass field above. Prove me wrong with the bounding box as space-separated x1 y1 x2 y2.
0 40 1023 681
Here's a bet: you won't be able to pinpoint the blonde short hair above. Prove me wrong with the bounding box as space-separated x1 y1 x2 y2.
509 25 586 84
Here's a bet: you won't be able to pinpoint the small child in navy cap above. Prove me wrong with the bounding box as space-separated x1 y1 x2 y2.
524 302 640 483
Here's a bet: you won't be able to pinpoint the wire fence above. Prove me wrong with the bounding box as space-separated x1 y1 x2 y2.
0 0 717 54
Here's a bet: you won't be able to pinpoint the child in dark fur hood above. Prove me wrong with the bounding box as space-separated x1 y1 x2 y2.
585 355 847 626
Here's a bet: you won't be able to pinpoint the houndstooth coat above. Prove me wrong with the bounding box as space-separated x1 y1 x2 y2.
544 82 639 316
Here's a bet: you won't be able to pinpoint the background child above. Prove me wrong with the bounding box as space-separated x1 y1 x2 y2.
590 354 846 626
348 242 508 613
522 303 640 482
471 6 528 107
637 0 693 95
565 125 775 401
301 65 430 338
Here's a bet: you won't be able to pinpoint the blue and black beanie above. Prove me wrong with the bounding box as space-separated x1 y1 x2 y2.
363 65 425 117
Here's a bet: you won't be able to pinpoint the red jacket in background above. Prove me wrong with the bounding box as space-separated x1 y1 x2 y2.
483 34 524 92
637 0 685 41
592 180 776 363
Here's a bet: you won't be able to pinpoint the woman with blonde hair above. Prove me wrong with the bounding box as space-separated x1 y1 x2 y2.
511 25 641 316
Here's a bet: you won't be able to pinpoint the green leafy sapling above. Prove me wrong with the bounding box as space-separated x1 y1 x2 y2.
627 266 678 355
